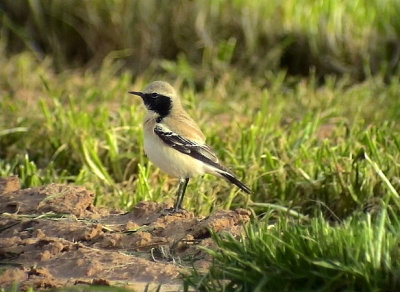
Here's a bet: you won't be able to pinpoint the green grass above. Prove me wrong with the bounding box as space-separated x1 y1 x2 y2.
185 209 400 291
2 52 400 217
1 0 400 78
1 1 400 290
2 54 400 291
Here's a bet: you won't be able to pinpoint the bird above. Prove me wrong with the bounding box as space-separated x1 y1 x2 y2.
129 81 251 213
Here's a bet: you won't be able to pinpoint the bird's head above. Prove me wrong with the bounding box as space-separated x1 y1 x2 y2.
129 81 179 118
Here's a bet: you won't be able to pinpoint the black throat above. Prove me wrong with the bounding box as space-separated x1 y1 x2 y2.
143 93 172 120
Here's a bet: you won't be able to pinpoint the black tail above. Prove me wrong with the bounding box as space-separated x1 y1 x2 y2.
218 170 252 194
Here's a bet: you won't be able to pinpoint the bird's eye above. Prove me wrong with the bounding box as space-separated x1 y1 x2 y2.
150 93 158 98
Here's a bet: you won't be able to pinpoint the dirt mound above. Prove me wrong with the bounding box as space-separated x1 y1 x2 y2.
0 177 251 291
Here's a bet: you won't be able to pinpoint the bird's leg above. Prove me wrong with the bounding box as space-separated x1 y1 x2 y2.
174 177 189 212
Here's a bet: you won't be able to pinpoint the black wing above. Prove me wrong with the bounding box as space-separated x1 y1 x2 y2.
154 124 252 194
154 124 222 169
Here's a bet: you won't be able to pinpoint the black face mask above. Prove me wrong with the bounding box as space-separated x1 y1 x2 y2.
142 93 172 118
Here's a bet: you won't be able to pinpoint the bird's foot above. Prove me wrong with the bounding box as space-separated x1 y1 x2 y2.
161 206 188 216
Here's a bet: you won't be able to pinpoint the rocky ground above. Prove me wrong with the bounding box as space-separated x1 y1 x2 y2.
0 177 250 291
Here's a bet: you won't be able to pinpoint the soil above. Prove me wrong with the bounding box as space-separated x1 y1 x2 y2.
0 177 251 291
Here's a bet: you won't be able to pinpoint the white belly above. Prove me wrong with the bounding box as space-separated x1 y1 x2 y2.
144 131 206 178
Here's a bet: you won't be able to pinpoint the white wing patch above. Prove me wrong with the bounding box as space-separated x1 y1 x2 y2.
154 123 220 165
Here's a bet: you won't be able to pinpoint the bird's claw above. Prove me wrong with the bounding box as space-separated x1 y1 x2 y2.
161 207 188 216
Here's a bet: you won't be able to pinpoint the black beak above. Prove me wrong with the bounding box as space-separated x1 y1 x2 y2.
128 91 144 98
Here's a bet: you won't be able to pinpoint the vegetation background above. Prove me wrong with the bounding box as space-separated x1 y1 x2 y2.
1 0 400 290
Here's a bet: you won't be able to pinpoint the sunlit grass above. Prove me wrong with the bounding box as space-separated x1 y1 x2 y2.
1 1 400 290
1 52 400 217
1 50 400 290
185 208 400 291
1 0 399 78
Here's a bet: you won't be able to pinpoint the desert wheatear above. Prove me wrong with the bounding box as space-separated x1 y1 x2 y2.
130 81 251 212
